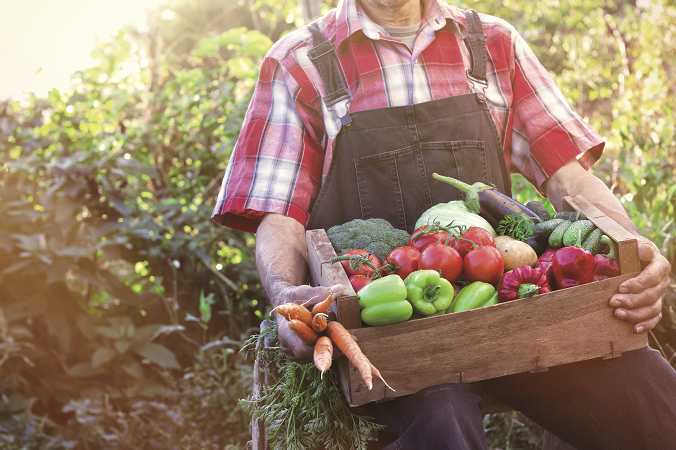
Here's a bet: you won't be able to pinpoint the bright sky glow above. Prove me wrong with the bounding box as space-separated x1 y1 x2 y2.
0 0 167 101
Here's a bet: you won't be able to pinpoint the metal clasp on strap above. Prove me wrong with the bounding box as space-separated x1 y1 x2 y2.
467 70 488 103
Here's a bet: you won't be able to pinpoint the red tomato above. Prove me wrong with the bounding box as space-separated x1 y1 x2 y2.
408 227 450 252
340 249 381 278
463 246 504 285
349 275 373 293
385 246 421 280
456 226 496 257
419 243 463 284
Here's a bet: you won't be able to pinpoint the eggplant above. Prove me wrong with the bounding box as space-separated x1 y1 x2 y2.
431 173 540 230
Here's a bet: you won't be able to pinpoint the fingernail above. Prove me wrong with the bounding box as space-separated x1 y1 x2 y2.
609 299 621 307
635 326 644 333
616 310 627 319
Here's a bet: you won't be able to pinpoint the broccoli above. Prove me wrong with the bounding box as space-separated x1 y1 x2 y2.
326 218 410 261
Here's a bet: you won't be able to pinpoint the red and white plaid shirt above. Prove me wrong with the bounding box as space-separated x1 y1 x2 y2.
212 0 604 233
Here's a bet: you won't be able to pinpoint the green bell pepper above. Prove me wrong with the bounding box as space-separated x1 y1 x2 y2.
358 275 412 326
404 270 454 316
447 281 496 313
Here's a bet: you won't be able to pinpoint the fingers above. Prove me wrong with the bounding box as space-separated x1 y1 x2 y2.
633 312 663 334
278 317 315 363
618 245 671 295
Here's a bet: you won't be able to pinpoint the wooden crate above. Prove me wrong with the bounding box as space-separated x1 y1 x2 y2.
306 195 648 408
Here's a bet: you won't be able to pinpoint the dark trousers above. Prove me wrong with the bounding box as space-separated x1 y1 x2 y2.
364 347 676 450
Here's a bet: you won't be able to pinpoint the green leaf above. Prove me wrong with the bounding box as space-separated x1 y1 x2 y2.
133 342 181 369
122 360 145 379
91 347 117 368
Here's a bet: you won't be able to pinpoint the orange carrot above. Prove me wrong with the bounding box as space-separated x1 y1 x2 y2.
313 336 333 377
311 285 343 316
311 313 328 333
288 319 320 346
325 321 373 390
273 302 313 327
369 361 395 392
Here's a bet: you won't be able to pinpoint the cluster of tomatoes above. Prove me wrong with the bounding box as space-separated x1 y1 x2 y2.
340 225 505 293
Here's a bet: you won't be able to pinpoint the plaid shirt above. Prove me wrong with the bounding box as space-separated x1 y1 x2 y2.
212 0 604 233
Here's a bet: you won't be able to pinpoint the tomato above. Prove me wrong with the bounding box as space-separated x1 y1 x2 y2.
339 249 382 278
385 246 421 280
349 275 373 293
408 227 450 252
463 246 504 285
419 242 463 284
456 226 496 257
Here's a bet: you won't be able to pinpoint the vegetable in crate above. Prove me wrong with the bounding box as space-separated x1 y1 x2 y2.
431 173 540 230
525 200 551 221
498 265 551 302
494 235 538 271
326 218 410 261
497 212 537 242
357 275 413 326
419 242 463 284
408 223 455 252
535 247 557 289
593 235 621 281
463 245 504 285
382 246 421 280
332 249 382 278
448 281 497 313
552 233 595 288
414 200 497 237
404 270 455 316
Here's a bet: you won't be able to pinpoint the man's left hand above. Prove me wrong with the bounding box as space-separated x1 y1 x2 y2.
609 237 671 333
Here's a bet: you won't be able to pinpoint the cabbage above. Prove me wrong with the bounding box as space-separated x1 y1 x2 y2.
415 201 497 237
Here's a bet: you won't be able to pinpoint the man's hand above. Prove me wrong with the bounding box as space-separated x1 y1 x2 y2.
275 284 343 363
545 159 672 333
609 238 671 333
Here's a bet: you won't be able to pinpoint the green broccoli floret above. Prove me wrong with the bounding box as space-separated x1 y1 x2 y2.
326 218 411 261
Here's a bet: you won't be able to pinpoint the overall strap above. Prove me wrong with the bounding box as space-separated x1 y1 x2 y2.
307 22 353 126
463 9 488 101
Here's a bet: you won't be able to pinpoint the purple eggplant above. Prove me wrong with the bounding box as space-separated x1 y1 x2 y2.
432 173 540 230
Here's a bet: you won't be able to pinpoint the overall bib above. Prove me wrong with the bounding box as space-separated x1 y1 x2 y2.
306 10 511 234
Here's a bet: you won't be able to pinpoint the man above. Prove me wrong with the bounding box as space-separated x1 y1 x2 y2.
212 0 676 447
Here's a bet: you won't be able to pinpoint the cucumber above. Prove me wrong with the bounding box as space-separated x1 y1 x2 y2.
571 210 587 221
525 201 550 222
581 228 604 255
562 220 595 247
553 211 574 220
548 220 573 248
532 218 565 240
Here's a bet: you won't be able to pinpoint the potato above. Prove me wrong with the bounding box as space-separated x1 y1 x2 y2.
495 237 538 271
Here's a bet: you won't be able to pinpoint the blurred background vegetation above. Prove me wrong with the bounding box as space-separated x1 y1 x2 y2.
0 0 674 448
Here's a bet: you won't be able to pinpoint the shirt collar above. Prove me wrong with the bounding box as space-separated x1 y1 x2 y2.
334 0 462 50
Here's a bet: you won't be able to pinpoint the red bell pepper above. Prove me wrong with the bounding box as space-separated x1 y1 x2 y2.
593 235 621 281
552 237 595 288
535 247 557 289
498 265 552 302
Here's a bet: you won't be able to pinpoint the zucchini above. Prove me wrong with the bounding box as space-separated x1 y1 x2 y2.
548 220 573 248
532 218 565 240
581 228 604 255
562 220 595 247
525 201 551 222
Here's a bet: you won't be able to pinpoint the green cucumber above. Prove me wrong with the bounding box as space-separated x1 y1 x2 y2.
553 211 574 220
532 218 565 240
562 220 595 247
581 228 604 255
548 220 573 248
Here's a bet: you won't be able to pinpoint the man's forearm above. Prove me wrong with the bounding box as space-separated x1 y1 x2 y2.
544 159 640 236
255 213 309 306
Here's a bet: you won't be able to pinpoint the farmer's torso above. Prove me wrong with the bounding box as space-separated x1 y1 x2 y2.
306 9 511 233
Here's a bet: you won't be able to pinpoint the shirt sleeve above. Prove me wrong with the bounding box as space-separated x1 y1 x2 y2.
508 27 605 193
211 57 326 233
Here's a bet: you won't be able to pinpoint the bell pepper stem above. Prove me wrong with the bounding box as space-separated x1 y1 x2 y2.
518 283 541 298
599 235 619 260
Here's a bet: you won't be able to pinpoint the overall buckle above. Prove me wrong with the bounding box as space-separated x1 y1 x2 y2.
466 71 488 103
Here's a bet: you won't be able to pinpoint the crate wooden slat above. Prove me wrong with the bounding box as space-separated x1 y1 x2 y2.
307 196 648 407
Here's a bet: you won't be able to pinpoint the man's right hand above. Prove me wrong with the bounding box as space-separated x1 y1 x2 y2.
275 284 342 363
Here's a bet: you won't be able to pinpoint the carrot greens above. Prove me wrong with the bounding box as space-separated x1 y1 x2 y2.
240 325 384 450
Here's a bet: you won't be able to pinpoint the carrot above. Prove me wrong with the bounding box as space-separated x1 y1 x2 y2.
325 321 373 390
369 361 395 392
273 302 313 327
288 319 320 346
311 285 343 316
313 336 333 377
311 313 328 333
